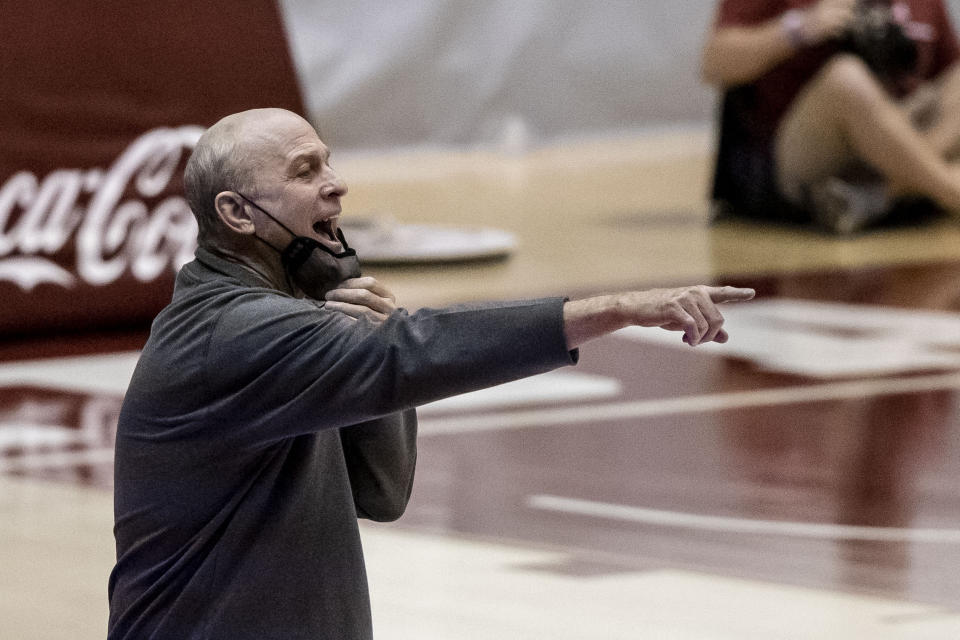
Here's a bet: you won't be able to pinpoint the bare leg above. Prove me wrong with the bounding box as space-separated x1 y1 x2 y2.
912 62 960 160
776 54 960 213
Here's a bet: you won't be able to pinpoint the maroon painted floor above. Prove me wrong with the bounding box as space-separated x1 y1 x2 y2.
4 260 960 614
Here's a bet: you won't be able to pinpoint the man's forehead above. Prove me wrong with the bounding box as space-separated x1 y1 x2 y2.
241 110 326 157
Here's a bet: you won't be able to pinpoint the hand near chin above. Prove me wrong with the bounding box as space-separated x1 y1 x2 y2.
323 277 398 322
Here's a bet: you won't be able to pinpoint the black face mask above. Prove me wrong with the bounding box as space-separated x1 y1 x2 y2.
235 191 362 300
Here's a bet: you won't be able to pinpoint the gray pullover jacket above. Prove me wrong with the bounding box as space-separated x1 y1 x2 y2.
108 248 577 639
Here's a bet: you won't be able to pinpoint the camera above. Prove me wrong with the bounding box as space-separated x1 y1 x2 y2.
841 1 918 82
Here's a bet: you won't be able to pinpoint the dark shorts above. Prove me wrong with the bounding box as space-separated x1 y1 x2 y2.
711 87 810 224
711 86 944 230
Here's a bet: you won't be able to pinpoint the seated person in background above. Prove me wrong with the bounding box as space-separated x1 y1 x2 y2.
703 0 960 233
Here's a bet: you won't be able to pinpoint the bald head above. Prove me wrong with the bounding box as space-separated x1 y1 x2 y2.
184 108 315 246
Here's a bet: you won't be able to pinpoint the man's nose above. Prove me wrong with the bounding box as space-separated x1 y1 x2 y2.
320 167 348 198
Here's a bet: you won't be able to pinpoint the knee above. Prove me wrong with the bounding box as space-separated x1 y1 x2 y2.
815 53 885 106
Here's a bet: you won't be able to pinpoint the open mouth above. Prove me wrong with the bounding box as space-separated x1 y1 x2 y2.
313 216 339 242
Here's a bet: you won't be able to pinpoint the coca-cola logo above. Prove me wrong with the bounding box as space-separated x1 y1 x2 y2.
0 126 204 290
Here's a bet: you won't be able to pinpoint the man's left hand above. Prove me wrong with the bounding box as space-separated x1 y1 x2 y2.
323 277 398 322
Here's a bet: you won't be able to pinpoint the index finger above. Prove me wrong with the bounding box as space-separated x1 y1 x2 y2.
335 277 394 299
707 286 755 303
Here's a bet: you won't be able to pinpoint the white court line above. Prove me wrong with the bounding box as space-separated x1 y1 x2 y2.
418 371 960 434
419 370 621 414
0 447 115 474
615 299 960 379
0 424 87 450
0 351 140 395
528 494 960 544
6 372 960 472
0 355 621 413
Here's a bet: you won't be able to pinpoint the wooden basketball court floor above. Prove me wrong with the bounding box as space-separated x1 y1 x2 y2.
4 131 960 639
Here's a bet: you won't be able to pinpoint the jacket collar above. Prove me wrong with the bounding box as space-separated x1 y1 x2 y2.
194 246 278 290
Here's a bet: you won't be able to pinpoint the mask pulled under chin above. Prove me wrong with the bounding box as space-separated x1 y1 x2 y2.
280 227 362 300
232 191 362 300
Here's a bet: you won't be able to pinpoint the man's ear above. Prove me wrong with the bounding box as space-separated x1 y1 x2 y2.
214 191 256 235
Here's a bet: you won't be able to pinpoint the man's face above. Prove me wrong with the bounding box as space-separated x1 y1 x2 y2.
245 111 348 254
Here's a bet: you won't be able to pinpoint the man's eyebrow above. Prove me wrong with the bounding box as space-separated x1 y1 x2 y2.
287 148 330 168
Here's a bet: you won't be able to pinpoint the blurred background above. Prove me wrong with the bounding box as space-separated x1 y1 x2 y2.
281 0 716 151
4 2 960 639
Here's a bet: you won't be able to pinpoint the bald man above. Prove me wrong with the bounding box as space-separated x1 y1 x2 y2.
107 108 754 640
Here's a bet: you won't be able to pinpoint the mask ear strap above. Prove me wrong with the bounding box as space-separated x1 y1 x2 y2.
336 227 351 251
234 192 301 294
235 191 301 240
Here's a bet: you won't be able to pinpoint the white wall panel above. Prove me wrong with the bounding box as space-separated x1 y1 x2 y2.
281 1 960 151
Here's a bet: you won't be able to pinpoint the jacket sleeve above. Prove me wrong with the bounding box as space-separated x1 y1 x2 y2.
205 296 577 448
339 409 417 522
